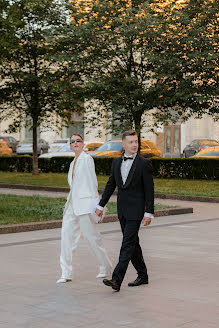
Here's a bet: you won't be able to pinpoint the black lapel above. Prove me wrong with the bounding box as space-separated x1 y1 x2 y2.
123 154 139 189
117 157 123 187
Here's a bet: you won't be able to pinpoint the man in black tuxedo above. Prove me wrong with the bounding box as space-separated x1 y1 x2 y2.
96 130 154 292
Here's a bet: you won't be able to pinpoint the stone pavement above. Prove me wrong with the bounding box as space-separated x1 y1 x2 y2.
0 187 69 199
0 200 219 328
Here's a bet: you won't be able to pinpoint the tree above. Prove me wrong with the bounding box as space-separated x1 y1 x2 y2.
0 0 85 174
71 0 160 140
146 0 218 125
70 0 218 140
0 0 15 62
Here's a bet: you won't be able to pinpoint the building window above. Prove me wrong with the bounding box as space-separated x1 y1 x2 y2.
174 126 180 153
165 127 171 153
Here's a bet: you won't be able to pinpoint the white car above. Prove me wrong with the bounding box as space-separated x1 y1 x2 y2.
16 139 49 155
39 140 104 159
48 138 69 153
39 144 75 158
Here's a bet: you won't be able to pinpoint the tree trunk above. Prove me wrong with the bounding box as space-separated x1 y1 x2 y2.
32 118 39 175
32 54 39 175
133 112 142 153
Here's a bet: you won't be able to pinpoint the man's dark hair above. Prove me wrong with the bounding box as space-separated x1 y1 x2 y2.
122 130 138 140
70 133 83 140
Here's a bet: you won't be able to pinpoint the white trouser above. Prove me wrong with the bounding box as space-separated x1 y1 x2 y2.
60 201 112 279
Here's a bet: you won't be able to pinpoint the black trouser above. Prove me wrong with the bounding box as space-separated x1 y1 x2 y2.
112 216 148 286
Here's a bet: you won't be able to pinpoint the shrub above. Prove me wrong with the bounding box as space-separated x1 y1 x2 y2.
152 158 219 180
0 156 32 172
0 156 218 180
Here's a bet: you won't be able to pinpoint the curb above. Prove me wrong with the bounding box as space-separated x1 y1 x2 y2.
0 207 193 234
154 193 219 203
0 183 218 203
0 183 69 193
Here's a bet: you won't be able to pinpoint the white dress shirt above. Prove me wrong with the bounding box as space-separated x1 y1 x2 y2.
121 153 137 184
97 153 154 219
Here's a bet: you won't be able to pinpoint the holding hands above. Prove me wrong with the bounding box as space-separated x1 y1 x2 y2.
141 217 151 226
96 209 151 227
96 208 103 218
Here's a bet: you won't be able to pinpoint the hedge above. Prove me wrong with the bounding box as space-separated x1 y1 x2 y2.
0 155 218 180
152 158 219 180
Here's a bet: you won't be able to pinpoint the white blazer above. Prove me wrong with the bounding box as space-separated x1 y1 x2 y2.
64 151 99 217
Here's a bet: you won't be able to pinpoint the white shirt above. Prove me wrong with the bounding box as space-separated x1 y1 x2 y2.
121 153 137 184
97 153 154 219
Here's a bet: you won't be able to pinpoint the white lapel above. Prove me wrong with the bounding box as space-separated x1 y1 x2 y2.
68 160 74 187
68 151 86 187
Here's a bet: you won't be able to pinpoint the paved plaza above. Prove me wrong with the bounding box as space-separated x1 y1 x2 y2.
0 200 219 328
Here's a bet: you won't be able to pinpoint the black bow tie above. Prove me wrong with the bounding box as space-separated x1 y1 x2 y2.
123 156 134 161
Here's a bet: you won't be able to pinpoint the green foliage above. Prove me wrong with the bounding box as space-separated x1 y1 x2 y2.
154 178 219 198
152 158 219 180
1 0 218 173
0 0 86 174
0 0 17 63
0 156 218 180
0 171 69 187
0 194 65 224
0 193 174 225
148 0 219 124
38 157 73 173
70 0 218 138
71 0 159 137
0 155 73 173
0 155 113 175
0 155 33 172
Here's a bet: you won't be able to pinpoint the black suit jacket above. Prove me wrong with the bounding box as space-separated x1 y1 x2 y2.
99 154 154 220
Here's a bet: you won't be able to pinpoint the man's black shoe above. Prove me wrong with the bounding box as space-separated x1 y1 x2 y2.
103 279 120 292
128 276 148 287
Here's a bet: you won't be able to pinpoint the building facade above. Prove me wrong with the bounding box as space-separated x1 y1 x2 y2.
0 111 218 157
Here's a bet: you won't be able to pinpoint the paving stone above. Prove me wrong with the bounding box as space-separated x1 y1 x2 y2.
0 201 219 327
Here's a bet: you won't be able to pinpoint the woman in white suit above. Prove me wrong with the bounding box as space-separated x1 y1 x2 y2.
56 133 112 283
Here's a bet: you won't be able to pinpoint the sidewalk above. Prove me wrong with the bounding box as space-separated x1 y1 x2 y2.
0 205 219 328
1 182 219 202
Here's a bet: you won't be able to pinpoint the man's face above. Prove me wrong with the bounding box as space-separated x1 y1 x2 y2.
70 136 84 153
122 135 138 155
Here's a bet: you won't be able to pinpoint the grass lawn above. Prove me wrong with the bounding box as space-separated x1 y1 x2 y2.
0 194 173 225
154 178 219 197
0 171 218 197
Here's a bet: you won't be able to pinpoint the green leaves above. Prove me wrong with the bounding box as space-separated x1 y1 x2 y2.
0 0 87 173
1 0 218 162
149 0 218 115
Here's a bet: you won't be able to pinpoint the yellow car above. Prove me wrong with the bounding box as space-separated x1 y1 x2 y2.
0 141 13 156
89 139 162 158
193 146 219 159
140 139 162 157
84 142 103 152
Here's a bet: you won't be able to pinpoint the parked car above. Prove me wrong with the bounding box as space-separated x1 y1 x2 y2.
84 142 103 152
183 139 219 158
0 136 19 153
39 141 103 159
140 140 162 157
193 146 219 159
89 139 162 158
48 138 69 153
39 143 75 158
16 139 49 155
0 141 13 156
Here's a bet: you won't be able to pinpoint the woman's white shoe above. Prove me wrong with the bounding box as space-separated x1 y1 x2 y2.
56 278 72 284
96 272 111 278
